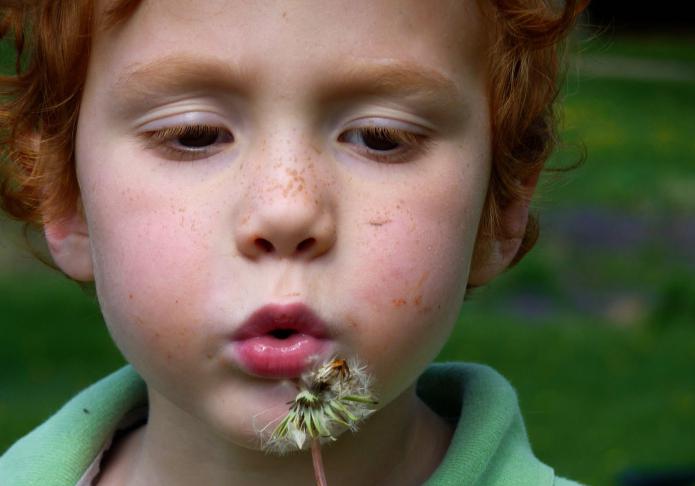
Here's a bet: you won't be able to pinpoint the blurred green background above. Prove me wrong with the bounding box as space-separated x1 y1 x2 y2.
1 29 694 486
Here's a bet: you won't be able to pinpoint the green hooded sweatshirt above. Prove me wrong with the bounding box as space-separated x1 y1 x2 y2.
0 363 581 485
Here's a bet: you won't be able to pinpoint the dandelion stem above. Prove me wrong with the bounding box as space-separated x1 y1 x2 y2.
311 438 328 486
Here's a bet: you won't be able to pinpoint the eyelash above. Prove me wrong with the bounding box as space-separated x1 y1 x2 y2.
141 123 430 163
142 124 234 161
338 125 430 163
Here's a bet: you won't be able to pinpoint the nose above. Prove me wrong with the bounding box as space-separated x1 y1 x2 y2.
234 150 337 260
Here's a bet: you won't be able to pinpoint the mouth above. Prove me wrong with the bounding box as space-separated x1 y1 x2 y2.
230 303 331 379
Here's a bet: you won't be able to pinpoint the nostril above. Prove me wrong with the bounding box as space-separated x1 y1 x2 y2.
255 238 274 253
296 237 315 253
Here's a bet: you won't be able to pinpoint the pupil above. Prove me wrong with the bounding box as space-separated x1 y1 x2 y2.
362 132 398 151
179 130 219 148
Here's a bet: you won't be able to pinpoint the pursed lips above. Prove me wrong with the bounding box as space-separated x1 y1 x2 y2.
230 302 332 379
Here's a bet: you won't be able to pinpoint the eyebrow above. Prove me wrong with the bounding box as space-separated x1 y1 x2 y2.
317 61 463 104
111 56 257 108
111 56 466 124
316 61 467 126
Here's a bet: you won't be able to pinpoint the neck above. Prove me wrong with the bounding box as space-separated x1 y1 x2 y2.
101 386 452 486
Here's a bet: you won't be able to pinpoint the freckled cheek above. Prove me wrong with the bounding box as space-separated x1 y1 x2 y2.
352 218 467 318
91 212 213 370
344 213 471 398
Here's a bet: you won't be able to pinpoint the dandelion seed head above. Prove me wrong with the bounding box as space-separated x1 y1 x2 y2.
261 356 378 455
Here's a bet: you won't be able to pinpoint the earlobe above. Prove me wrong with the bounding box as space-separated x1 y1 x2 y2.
468 173 539 287
44 208 94 282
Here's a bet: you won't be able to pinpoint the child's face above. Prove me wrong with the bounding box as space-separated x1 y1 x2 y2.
74 0 490 447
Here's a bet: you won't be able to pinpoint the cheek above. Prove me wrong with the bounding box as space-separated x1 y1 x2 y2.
353 205 472 321
345 203 475 398
87 191 215 371
339 147 488 398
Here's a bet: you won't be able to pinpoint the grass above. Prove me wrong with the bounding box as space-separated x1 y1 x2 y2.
552 76 695 213
1 33 695 486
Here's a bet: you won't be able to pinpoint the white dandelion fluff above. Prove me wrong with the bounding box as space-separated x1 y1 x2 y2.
263 356 378 455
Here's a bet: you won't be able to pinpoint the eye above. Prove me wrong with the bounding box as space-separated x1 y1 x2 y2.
338 125 429 163
142 124 234 161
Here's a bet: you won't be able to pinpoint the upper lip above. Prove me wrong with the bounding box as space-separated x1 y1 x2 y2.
231 302 329 340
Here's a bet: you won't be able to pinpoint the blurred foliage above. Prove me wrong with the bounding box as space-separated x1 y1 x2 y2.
580 33 695 63
649 270 695 330
552 77 695 213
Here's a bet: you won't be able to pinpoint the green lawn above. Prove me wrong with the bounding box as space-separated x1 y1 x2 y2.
2 33 695 486
554 76 695 213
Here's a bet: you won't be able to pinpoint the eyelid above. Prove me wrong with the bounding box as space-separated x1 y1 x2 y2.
337 117 434 164
136 111 229 132
136 109 235 162
139 125 234 162
339 115 433 136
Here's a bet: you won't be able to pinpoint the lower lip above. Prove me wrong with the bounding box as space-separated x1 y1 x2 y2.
233 334 328 378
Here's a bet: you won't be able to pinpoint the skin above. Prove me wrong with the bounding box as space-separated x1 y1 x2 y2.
44 0 529 484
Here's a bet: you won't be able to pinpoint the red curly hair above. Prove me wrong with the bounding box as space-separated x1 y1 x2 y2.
0 0 586 268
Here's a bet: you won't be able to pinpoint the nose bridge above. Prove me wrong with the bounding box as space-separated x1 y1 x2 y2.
235 126 336 260
253 126 323 213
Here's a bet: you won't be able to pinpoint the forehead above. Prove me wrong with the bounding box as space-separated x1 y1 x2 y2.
93 0 488 93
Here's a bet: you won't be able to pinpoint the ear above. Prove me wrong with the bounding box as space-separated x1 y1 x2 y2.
44 205 94 282
468 173 539 287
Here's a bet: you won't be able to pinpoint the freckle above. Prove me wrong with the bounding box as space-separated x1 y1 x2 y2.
174 299 179 304
346 317 358 329
415 271 429 292
414 295 422 306
392 298 407 307
128 293 133 300
368 218 392 227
